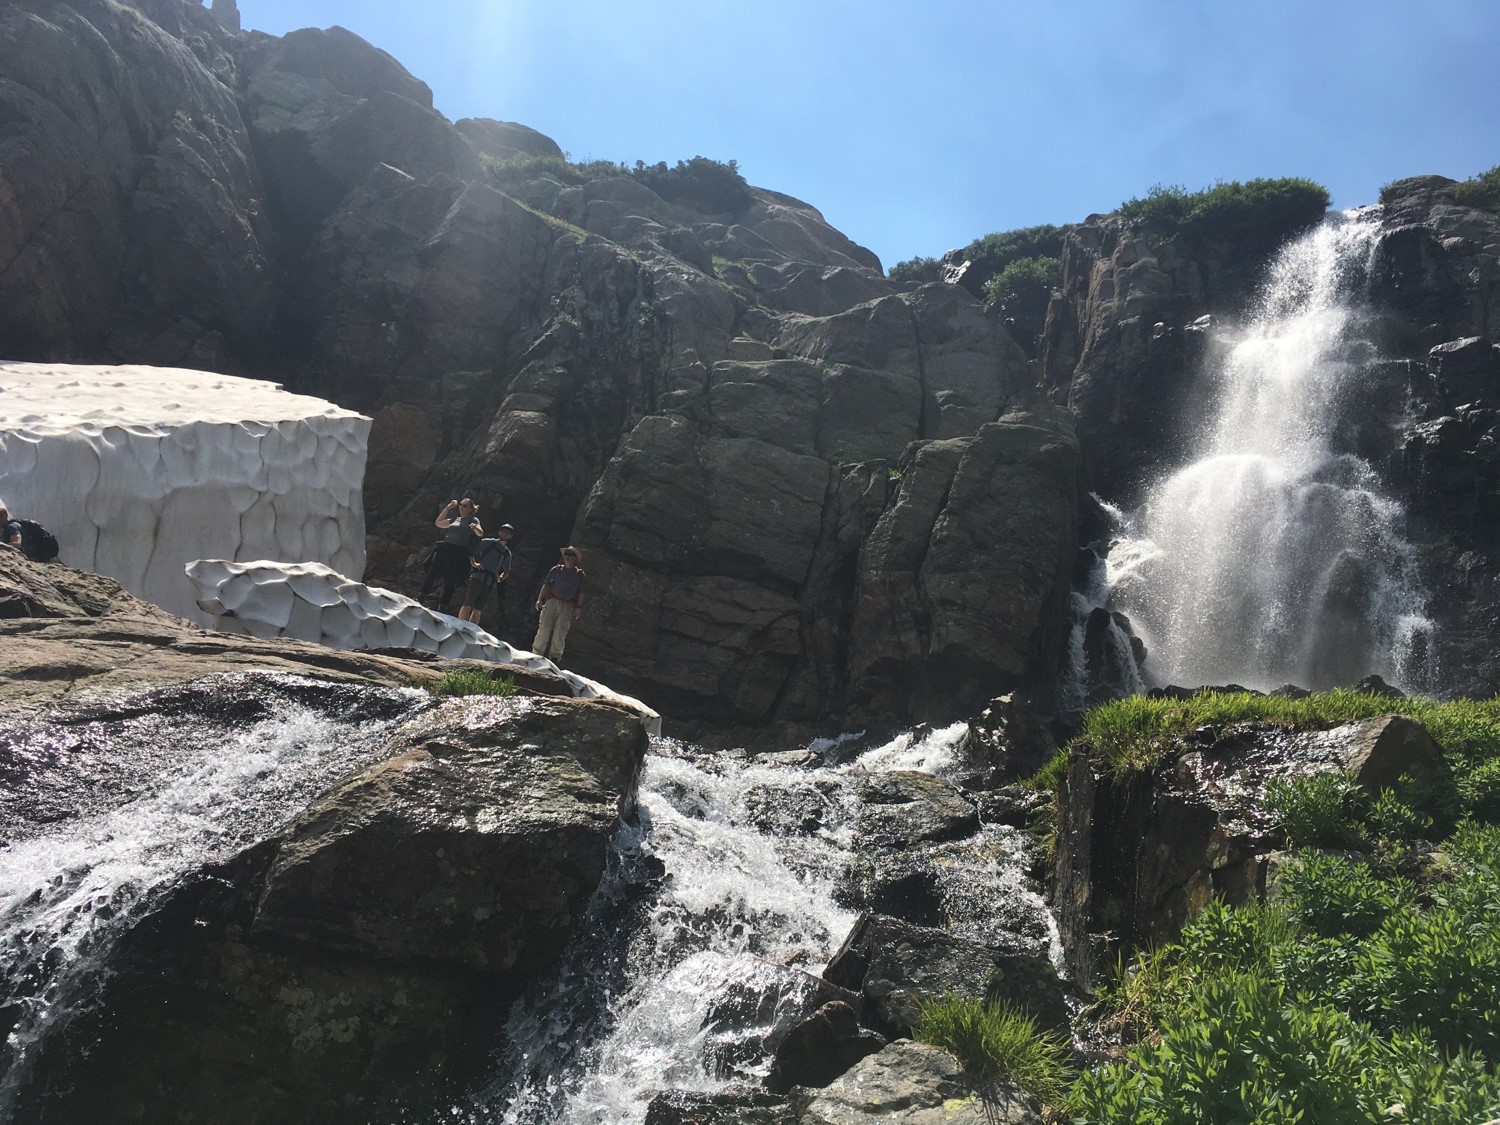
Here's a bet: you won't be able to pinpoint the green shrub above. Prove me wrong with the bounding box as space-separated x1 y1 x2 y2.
888 255 942 285
482 152 626 190
1346 824 1500 1054
1265 773 1369 849
982 255 1059 304
1118 178 1330 257
1174 899 1296 974
1457 756 1500 821
913 995 1071 1104
433 669 518 697
1454 164 1500 212
1277 851 1410 938
961 224 1069 280
1366 784 1435 842
482 153 750 214
1069 969 1500 1123
1069 970 1388 1122
630 156 750 213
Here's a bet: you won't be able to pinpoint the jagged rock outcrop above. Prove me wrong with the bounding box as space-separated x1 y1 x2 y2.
822 914 1068 1037
0 0 1081 730
1051 713 1455 985
1 550 651 1123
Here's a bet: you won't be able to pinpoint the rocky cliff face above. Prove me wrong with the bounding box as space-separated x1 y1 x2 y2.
0 0 1079 729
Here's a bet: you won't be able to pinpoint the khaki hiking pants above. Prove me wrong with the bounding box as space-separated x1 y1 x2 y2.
534 599 574 660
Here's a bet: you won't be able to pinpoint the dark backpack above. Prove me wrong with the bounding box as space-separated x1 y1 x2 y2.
16 519 59 562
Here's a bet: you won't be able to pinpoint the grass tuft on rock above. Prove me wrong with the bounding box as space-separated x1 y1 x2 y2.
432 669 517 698
914 995 1072 1106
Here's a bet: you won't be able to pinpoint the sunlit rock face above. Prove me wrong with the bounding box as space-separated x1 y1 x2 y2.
186 559 662 733
0 363 368 623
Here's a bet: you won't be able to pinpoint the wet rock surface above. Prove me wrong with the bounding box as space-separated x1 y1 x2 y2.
823 914 1067 1037
1053 713 1456 983
0 553 652 1123
4 696 649 1123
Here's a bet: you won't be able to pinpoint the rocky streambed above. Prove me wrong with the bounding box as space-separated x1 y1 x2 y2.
0 552 1076 1124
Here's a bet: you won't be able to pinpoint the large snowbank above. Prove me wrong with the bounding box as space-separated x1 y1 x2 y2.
0 363 368 622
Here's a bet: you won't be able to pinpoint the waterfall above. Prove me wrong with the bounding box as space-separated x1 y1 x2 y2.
484 724 1057 1124
1108 210 1434 692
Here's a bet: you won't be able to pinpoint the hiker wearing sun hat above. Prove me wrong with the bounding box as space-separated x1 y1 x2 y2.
533 545 585 661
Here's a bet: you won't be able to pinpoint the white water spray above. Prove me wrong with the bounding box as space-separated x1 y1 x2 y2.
1110 211 1433 691
490 724 1053 1124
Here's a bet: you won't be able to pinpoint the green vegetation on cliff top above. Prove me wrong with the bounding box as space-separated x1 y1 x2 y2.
889 222 1068 295
1454 164 1500 211
894 177 1327 294
483 152 752 214
1034 689 1500 786
1118 177 1330 247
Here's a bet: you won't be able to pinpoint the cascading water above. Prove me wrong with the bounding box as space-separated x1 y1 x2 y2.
0 675 424 1114
481 724 1058 1124
3 678 1059 1124
1108 210 1434 692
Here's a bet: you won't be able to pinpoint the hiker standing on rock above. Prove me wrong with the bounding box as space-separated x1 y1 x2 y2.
459 523 514 625
533 546 585 662
419 497 483 612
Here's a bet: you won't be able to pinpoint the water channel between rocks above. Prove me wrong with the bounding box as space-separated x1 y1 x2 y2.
0 687 1060 1125
485 724 1059 1124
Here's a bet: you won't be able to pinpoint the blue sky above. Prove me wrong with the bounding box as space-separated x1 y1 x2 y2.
235 0 1500 272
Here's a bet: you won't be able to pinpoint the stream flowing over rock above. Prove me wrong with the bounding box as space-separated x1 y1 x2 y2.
0 556 1059 1122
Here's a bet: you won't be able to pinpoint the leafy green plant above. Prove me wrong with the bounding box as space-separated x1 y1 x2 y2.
888 255 941 285
1264 772 1369 848
983 255 1059 304
1175 899 1297 973
1069 968 1500 1123
1347 824 1500 1054
1454 164 1500 212
1118 178 1330 258
432 669 518 697
913 995 1071 1104
1455 752 1500 822
1366 783 1435 842
630 156 751 213
480 152 751 214
1277 851 1410 938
